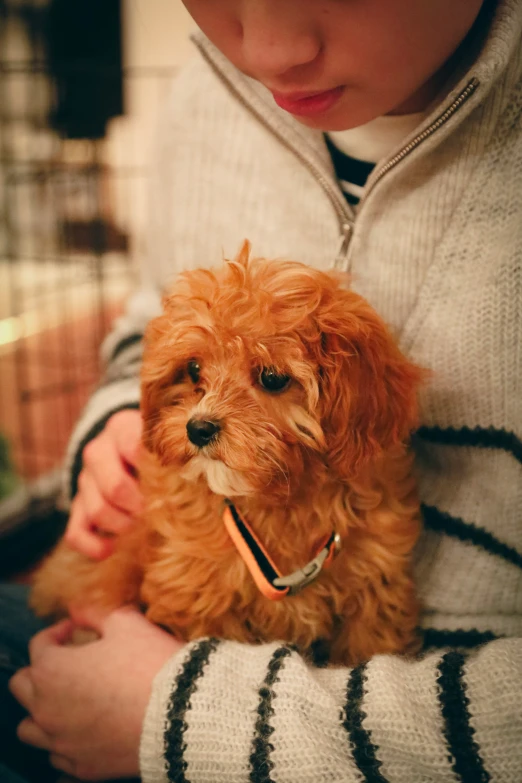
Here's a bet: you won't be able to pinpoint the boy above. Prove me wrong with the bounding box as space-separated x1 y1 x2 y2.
5 1 522 780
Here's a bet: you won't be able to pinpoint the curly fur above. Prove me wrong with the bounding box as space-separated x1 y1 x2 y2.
32 241 424 665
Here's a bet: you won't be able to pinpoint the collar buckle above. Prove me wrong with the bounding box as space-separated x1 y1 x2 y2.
273 533 341 595
223 499 341 600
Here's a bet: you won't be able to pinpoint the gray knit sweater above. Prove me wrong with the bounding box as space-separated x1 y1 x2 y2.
65 2 522 780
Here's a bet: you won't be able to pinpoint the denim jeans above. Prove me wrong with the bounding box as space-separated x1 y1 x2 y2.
0 583 58 783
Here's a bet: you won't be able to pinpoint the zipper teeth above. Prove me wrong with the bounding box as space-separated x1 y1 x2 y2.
195 43 352 227
364 78 480 198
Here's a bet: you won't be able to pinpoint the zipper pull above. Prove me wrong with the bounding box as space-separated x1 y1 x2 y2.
334 222 352 270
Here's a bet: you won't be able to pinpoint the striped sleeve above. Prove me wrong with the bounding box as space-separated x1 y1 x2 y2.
62 285 162 503
140 637 522 783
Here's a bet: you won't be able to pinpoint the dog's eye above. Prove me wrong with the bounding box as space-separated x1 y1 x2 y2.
258 367 291 393
187 360 201 383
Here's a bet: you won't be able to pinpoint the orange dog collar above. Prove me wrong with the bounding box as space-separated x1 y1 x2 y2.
222 500 341 601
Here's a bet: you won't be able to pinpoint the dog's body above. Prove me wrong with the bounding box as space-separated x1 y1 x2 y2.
32 244 423 666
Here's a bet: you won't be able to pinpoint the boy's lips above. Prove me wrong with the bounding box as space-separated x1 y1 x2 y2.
270 86 345 117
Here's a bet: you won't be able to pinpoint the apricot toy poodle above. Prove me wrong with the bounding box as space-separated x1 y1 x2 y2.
32 242 424 665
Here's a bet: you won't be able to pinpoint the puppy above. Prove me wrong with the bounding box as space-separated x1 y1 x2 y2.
32 241 424 666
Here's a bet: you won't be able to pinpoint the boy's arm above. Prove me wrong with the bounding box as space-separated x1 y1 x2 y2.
140 637 522 783
63 285 161 503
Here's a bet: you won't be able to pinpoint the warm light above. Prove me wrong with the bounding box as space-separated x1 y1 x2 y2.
0 310 51 347
0 315 22 346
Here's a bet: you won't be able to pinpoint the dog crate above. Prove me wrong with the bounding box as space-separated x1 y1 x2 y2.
0 0 179 574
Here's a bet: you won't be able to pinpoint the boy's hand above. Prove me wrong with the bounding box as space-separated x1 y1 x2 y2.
65 409 144 560
9 607 184 782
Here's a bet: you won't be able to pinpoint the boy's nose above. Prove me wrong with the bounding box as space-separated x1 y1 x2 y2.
239 3 321 80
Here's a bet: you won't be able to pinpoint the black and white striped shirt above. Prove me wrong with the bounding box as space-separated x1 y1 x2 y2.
325 134 375 206
325 111 424 207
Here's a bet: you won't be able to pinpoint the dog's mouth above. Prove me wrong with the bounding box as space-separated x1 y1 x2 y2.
180 454 254 497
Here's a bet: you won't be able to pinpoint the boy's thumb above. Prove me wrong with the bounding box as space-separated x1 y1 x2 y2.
67 603 109 638
67 602 142 639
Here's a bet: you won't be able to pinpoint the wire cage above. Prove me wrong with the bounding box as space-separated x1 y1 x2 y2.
0 0 178 571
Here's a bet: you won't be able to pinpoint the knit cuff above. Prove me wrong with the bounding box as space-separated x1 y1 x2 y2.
139 638 364 783
139 639 288 783
139 645 189 783
62 377 141 505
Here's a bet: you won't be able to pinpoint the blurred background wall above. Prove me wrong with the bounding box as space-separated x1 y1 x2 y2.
0 0 195 573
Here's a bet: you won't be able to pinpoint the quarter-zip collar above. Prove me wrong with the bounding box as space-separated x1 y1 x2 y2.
192 0 521 175
191 0 522 265
191 33 353 230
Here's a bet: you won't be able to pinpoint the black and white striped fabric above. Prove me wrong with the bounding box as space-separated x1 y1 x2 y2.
324 111 424 207
325 134 376 207
156 636 517 783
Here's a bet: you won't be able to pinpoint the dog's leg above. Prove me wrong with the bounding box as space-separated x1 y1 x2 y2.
329 574 421 666
30 535 144 620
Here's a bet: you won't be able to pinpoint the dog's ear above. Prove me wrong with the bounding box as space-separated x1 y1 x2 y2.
139 311 175 455
316 289 424 479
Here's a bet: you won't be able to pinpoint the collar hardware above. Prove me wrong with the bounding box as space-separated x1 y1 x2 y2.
222 499 341 601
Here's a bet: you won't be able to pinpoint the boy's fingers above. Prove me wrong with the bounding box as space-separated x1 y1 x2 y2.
109 409 143 468
8 668 34 711
64 497 116 560
49 753 75 775
80 469 135 535
17 717 52 750
28 620 75 661
65 524 116 560
67 603 111 636
68 604 145 641
84 436 142 515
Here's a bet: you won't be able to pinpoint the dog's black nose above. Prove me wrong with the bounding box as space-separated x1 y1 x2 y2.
186 418 221 447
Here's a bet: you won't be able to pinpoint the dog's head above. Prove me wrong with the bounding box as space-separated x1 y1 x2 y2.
141 242 423 498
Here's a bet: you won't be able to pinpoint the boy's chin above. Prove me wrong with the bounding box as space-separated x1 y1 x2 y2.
289 103 375 133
